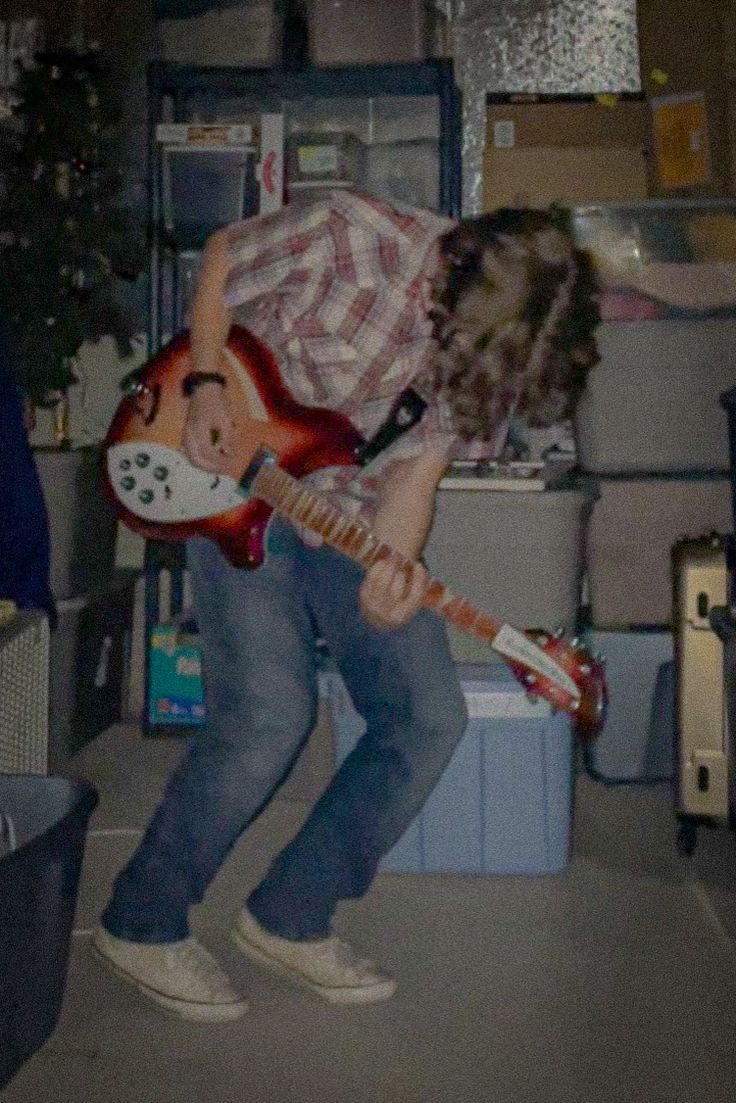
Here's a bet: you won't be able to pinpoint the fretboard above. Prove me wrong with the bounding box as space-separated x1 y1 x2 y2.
253 461 503 648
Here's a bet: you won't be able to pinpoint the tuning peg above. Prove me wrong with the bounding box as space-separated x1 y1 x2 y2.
580 663 591 675
526 674 537 686
570 637 580 649
552 626 565 639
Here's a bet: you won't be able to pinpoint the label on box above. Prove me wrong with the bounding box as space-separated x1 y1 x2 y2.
494 120 515 148
156 123 254 146
298 144 339 176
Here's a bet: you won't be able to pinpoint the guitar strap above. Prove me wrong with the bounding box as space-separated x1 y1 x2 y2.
354 387 428 468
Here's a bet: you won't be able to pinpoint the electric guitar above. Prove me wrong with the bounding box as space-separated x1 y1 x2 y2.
104 326 608 741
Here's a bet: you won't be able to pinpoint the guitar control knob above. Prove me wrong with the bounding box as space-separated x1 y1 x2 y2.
139 489 154 504
121 476 135 491
119 458 132 471
135 452 150 468
154 465 168 481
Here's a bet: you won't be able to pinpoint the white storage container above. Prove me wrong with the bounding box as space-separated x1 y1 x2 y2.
585 475 733 628
330 662 574 876
574 319 736 474
158 2 280 67
365 139 439 211
583 629 674 783
424 486 597 661
309 0 432 67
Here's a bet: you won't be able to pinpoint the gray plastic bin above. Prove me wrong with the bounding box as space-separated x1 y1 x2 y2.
0 775 98 1089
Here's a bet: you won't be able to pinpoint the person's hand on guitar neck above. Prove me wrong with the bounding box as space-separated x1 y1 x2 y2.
181 379 235 475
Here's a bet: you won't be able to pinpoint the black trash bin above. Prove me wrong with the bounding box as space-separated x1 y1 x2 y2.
0 775 98 1090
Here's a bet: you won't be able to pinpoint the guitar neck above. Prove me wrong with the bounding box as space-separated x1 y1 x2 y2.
253 461 504 648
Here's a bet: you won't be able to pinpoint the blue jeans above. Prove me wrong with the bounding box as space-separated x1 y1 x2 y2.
102 518 468 943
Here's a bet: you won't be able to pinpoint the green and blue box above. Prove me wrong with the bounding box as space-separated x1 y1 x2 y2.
147 622 205 729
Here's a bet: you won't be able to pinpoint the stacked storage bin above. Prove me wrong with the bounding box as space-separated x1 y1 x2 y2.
327 471 597 876
570 200 736 783
34 446 134 771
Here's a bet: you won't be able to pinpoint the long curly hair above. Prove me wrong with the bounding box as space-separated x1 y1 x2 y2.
426 207 601 442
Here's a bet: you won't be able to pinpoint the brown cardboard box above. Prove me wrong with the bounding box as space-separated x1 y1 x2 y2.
484 99 649 211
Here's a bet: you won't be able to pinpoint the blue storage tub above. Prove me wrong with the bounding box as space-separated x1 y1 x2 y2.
329 662 574 876
0 775 98 1090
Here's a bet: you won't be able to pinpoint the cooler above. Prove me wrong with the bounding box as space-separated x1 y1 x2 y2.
0 775 98 1090
584 475 732 628
330 663 575 876
424 486 597 661
583 629 674 783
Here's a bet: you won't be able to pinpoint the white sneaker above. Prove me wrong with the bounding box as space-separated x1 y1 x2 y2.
232 908 396 1005
92 926 248 1023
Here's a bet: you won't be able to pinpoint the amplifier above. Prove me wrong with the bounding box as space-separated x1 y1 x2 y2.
672 533 733 853
0 610 49 775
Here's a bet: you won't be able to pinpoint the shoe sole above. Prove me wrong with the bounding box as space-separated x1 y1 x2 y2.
231 926 396 1005
91 940 248 1023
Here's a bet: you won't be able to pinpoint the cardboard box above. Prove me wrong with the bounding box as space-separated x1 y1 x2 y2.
147 623 205 729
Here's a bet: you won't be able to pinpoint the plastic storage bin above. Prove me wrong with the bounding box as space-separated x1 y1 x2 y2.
574 319 735 474
585 474 732 627
424 486 597 661
286 130 365 189
309 0 431 66
582 629 675 783
0 775 98 1090
570 199 736 316
330 663 574 875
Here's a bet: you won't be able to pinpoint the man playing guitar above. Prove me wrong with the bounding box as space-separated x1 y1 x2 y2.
94 189 600 1020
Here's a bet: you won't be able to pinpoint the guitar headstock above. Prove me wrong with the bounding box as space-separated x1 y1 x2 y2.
504 628 608 742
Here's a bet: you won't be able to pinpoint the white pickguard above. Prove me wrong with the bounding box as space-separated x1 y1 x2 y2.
492 623 580 701
107 443 246 523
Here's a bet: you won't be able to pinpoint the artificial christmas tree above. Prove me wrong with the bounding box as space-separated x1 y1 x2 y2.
0 44 143 432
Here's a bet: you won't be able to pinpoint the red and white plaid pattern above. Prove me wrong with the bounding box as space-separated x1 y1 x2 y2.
224 189 489 520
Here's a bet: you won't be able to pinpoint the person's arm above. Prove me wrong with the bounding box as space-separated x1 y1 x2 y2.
181 229 237 473
359 440 452 630
181 202 332 473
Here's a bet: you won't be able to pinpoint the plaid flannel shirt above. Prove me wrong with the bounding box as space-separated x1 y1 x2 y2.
223 188 494 522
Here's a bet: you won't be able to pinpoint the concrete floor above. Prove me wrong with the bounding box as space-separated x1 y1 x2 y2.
5 723 736 1103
